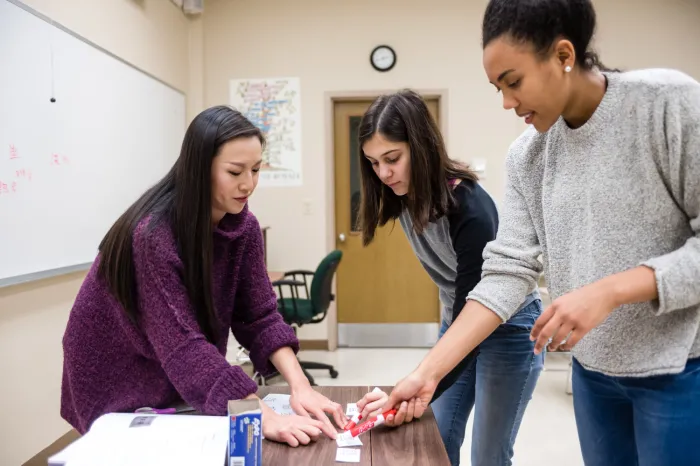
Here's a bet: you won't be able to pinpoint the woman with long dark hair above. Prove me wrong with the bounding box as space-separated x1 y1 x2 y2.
353 89 543 466
384 1 700 464
60 105 348 446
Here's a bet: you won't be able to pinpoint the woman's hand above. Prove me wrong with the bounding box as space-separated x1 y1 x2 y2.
356 389 389 421
260 402 326 447
531 280 617 354
290 385 348 437
382 370 438 426
531 267 658 355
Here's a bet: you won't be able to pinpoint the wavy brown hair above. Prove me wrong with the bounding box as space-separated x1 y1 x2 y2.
357 90 478 246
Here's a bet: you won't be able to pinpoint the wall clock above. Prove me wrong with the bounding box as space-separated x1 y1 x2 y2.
370 45 396 72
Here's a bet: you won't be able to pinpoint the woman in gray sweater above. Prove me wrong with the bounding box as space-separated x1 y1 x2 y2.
384 0 700 464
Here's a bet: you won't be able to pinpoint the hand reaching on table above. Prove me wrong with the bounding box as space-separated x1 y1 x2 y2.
260 400 326 447
289 385 348 436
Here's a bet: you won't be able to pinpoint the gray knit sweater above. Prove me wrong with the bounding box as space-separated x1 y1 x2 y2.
468 69 700 378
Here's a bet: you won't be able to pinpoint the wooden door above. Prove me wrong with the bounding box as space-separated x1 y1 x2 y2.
333 98 440 347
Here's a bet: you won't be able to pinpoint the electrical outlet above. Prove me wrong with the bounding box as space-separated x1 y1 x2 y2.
302 199 313 216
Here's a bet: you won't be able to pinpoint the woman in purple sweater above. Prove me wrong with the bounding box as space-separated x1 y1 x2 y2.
61 105 348 446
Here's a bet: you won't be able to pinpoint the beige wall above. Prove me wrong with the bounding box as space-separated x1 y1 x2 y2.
0 1 189 464
201 0 700 341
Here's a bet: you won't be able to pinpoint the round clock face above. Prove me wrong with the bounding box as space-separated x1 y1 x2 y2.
371 45 396 72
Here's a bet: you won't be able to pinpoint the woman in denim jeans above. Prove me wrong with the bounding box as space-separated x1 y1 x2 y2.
353 89 544 466
384 1 700 465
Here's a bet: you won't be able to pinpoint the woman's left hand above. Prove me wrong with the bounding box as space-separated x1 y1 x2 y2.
530 280 618 355
290 385 349 435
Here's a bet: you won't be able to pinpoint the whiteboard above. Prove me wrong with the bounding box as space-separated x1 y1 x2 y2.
0 0 186 286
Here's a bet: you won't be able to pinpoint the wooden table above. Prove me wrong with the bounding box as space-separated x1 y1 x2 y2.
23 386 449 466
256 386 449 466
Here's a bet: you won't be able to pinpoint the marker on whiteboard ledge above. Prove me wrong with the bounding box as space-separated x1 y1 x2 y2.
344 387 383 431
338 408 397 441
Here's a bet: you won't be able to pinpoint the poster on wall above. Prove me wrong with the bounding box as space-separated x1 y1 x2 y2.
229 77 302 187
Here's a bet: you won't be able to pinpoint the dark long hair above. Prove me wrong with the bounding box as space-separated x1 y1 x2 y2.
97 105 264 343
482 0 620 72
357 89 478 246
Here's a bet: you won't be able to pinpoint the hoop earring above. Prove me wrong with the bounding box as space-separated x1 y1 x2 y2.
565 65 572 73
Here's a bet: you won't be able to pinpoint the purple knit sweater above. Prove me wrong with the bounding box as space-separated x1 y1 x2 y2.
60 205 298 434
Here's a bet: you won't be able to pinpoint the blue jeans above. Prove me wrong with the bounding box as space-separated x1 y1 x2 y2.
572 356 700 466
431 299 544 466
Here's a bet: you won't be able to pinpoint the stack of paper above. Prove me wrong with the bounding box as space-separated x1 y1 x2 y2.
48 413 228 466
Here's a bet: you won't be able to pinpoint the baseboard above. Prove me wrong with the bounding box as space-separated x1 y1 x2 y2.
338 323 439 347
299 339 329 350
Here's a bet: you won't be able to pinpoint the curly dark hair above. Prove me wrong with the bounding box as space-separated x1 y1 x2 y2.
482 0 619 72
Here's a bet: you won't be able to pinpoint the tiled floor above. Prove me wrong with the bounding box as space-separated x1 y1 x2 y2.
257 348 584 466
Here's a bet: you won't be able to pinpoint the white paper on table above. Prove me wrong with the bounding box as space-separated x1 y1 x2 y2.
336 448 362 463
336 433 363 447
346 403 359 416
47 413 228 466
262 394 294 416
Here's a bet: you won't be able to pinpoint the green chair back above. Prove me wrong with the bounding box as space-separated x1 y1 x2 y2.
310 250 343 316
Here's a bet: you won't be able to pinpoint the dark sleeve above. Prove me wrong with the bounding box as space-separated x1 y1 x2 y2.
448 182 499 321
431 182 499 404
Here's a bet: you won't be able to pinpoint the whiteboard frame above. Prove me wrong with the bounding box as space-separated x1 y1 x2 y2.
0 0 186 288
0 262 93 288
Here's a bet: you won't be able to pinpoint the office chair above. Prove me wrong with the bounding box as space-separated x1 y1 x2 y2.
272 250 343 386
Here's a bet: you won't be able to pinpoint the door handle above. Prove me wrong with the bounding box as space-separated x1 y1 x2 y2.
338 233 346 243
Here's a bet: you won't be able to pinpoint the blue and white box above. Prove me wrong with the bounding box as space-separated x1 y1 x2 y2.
228 399 262 466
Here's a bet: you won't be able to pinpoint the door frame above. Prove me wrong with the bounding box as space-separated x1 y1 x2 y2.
324 89 450 350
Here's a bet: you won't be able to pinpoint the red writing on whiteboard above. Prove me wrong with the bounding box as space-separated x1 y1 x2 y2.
9 144 18 160
15 169 32 181
51 154 71 166
0 181 8 195
11 181 17 192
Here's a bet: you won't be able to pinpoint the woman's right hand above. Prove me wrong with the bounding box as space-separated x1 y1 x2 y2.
261 402 328 447
382 369 439 425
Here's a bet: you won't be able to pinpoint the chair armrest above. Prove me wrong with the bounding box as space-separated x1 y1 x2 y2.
284 270 315 277
280 271 313 300
272 279 305 287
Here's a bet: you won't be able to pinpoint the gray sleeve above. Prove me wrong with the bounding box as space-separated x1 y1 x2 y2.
641 79 700 314
467 152 543 322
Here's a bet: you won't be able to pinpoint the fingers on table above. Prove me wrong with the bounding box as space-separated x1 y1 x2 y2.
309 408 337 438
327 401 348 428
281 431 300 448
292 427 312 445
